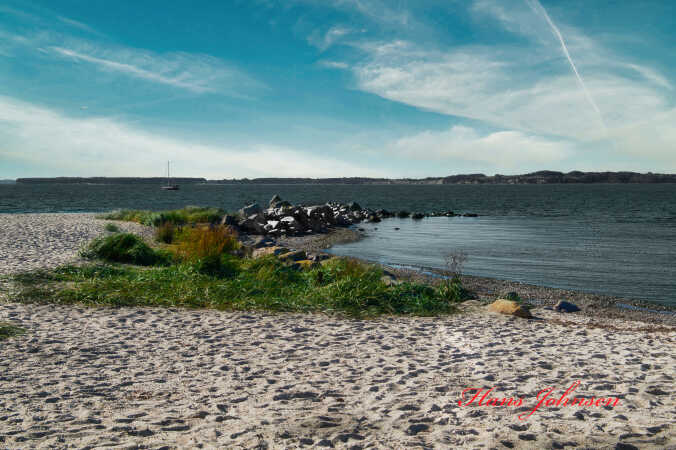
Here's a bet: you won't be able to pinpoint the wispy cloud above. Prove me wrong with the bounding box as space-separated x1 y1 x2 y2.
347 2 674 158
49 46 248 94
392 125 574 168
0 16 261 96
308 25 353 51
56 15 101 35
0 96 384 178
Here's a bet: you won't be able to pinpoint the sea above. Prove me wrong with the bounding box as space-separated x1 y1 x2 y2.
1 182 675 306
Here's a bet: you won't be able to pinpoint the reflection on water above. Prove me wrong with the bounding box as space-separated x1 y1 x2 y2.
327 217 676 306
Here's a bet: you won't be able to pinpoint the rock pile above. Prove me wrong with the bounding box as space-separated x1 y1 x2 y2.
222 195 478 237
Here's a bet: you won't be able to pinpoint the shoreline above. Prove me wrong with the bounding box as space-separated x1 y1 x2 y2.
1 212 673 324
274 226 676 325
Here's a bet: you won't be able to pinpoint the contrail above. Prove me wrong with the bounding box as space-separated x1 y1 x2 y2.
526 0 602 118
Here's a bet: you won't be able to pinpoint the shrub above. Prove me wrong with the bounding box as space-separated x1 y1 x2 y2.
155 222 175 243
81 233 166 266
104 223 120 233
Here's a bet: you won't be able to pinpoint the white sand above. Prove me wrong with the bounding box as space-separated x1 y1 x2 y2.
0 213 152 275
0 302 673 448
0 213 674 448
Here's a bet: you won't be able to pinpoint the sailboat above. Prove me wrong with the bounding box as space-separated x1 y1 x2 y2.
161 161 179 190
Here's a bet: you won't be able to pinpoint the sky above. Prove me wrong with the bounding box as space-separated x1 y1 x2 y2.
1 0 675 179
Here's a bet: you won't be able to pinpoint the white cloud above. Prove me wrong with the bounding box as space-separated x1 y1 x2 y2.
348 0 676 167
0 24 261 95
0 96 385 178
392 125 574 168
308 26 352 51
48 44 260 95
318 60 349 69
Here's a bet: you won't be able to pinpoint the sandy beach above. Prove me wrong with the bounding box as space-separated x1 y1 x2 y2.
1 213 675 448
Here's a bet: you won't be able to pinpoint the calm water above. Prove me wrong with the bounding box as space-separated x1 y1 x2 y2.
1 183 675 305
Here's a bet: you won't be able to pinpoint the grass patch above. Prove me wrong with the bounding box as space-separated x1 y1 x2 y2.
155 222 175 244
80 233 170 266
0 322 26 340
104 223 121 232
13 207 472 317
12 255 466 317
100 206 225 227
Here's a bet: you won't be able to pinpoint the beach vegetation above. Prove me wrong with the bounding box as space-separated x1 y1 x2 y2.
80 233 169 266
100 206 224 227
104 223 120 232
0 322 26 340
155 222 175 243
14 251 463 317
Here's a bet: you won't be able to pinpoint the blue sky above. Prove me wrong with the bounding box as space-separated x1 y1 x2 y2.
1 0 675 178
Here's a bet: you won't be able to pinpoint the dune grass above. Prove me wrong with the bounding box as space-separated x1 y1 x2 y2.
80 233 171 266
100 206 225 227
0 323 26 341
12 256 467 316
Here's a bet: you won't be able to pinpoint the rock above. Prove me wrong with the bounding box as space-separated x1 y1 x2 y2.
463 213 478 217
487 299 533 319
238 218 265 234
252 246 290 258
554 300 581 313
347 202 361 211
397 211 410 218
266 220 280 230
280 216 299 229
240 203 262 217
221 214 238 227
269 194 282 207
411 212 425 220
367 215 381 223
278 250 307 262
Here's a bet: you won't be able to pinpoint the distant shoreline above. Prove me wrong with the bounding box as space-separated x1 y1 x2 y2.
13 170 676 184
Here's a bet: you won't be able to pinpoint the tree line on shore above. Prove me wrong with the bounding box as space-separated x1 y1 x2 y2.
15 170 676 184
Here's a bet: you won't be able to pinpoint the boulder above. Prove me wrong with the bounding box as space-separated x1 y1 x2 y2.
278 250 307 262
269 194 282 207
347 201 362 211
221 214 238 227
240 203 262 217
238 218 266 234
554 300 581 313
487 299 533 319
463 213 478 217
280 216 299 229
397 211 410 218
252 246 289 258
411 212 425 220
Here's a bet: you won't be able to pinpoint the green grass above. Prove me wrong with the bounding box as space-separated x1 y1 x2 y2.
104 223 120 232
0 322 26 340
99 206 225 227
80 233 170 266
12 256 469 317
